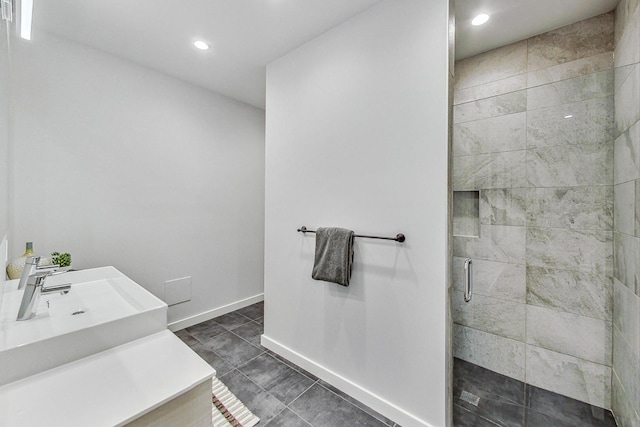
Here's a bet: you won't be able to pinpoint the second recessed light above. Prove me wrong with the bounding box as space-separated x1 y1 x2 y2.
193 40 210 50
472 14 490 26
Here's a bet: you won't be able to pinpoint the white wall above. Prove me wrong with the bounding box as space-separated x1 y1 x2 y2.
264 1 450 426
1 24 9 286
9 32 265 324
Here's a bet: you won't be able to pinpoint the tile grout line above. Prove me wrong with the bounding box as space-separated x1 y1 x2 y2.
453 403 502 427
285 397 316 427
314 381 394 426
455 91 614 125
225 367 288 419
221 325 331 424
191 304 396 427
192 327 267 376
227 323 264 349
223 348 318 424
265 352 319 382
235 350 320 425
284 379 320 418
261 406 288 427
456 52 614 96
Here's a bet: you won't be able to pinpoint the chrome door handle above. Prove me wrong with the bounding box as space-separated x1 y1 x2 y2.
464 258 473 302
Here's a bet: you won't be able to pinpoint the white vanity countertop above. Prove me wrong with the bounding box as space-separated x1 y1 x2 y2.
0 267 168 387
0 330 215 426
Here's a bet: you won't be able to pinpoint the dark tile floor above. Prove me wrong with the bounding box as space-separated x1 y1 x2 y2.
177 306 621 427
174 302 399 426
453 358 618 427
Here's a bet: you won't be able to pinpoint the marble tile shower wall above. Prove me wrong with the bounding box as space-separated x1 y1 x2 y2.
452 12 615 410
612 0 640 426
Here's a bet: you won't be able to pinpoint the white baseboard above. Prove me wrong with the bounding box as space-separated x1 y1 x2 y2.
260 334 436 427
168 293 264 332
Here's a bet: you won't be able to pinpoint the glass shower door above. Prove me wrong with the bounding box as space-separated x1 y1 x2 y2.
452 11 617 427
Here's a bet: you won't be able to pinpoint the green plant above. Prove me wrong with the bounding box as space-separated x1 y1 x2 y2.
51 252 72 268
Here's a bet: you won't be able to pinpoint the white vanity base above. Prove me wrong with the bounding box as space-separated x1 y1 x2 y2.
0 330 215 427
127 380 213 427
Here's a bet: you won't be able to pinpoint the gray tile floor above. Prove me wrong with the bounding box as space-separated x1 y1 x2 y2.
174 302 399 426
453 358 618 427
176 304 620 427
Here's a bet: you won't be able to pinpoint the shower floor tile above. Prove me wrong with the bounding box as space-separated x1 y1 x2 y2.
453 358 618 427
174 302 399 426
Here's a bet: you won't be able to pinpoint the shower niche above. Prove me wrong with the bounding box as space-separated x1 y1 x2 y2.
453 190 480 238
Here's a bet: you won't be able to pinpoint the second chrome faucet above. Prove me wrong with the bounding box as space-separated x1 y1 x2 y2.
16 256 71 321
17 256 60 290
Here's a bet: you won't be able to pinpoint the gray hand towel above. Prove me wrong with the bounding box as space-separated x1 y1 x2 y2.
312 227 355 287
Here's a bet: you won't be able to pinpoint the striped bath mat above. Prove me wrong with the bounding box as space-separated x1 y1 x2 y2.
212 376 260 427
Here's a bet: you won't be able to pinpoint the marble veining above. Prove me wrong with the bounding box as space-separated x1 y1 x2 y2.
636 180 640 236
527 70 614 111
453 292 526 341
453 224 526 264
454 90 527 124
526 141 613 188
453 150 527 190
615 0 640 45
615 181 636 236
612 327 640 413
614 2 640 68
527 96 614 149
455 40 528 90
527 266 612 321
612 371 640 427
453 257 526 303
614 231 640 294
613 120 640 185
453 112 526 156
614 63 636 93
527 13 614 72
528 52 613 88
525 345 611 409
480 188 527 227
454 74 527 105
526 186 613 231
613 278 640 355
453 325 526 382
614 64 640 137
526 305 612 366
526 227 613 276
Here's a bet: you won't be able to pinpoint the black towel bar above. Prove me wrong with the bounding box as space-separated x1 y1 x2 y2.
297 226 405 243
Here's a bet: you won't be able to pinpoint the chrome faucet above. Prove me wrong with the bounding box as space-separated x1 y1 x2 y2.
17 256 60 290
16 271 71 321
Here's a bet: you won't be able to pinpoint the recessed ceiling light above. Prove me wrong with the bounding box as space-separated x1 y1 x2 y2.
564 115 573 119
193 40 210 50
471 14 490 26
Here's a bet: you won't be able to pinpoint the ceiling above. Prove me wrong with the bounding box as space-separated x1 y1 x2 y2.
31 0 620 110
32 0 384 109
456 0 620 60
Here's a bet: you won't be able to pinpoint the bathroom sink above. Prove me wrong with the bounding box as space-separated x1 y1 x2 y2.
0 266 167 386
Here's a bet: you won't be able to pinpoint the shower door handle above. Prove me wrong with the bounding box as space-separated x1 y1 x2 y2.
464 258 473 302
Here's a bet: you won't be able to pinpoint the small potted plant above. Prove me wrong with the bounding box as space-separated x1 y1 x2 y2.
51 252 72 271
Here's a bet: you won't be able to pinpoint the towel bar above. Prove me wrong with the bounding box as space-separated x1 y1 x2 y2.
297 226 405 242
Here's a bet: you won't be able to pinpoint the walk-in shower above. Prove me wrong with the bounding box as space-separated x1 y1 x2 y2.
452 5 639 425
